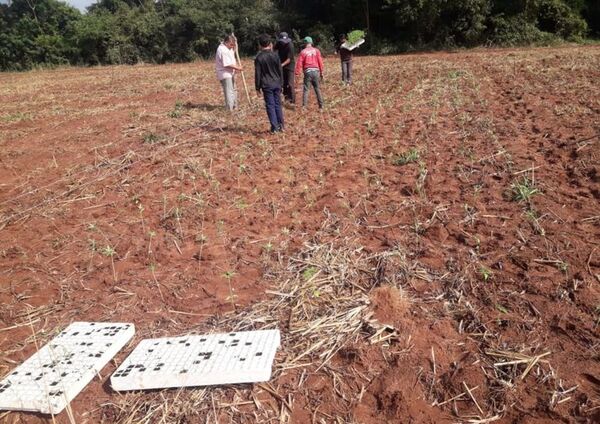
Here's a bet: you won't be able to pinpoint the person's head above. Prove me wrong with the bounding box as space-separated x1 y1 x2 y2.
278 32 291 44
340 34 347 42
303 36 313 46
258 34 272 50
223 34 235 49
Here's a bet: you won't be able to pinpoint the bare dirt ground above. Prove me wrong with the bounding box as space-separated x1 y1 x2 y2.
0 45 599 423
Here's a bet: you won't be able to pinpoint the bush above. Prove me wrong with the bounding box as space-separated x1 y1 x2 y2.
537 0 588 40
488 14 558 46
304 22 335 54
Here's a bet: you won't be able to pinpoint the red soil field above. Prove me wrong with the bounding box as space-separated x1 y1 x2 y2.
0 45 599 423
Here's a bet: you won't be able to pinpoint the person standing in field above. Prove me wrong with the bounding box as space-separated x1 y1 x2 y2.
336 34 353 84
255 34 285 133
295 36 324 110
215 35 243 111
274 32 296 104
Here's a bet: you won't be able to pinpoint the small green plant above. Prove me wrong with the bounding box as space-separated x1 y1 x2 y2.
511 177 539 202
302 266 319 281
346 29 366 45
168 100 183 118
195 233 208 244
100 245 116 257
142 132 161 144
495 304 509 314
393 148 420 165
234 197 248 210
479 266 493 282
558 261 569 274
263 241 274 253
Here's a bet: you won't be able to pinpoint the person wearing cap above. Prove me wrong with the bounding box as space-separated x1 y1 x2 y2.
274 32 296 104
294 36 324 110
254 34 285 133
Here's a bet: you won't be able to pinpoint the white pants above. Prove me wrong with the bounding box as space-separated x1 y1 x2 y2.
220 77 237 111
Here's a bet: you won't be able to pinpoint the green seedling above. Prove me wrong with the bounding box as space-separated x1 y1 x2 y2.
393 148 420 166
302 266 318 281
263 241 274 253
511 177 539 202
168 100 183 118
142 133 161 144
479 266 493 282
195 233 208 244
495 304 509 314
100 245 116 257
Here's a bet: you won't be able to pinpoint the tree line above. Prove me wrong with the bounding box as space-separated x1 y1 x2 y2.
1 0 599 71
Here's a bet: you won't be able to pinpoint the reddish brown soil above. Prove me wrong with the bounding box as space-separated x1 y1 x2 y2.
1 45 599 423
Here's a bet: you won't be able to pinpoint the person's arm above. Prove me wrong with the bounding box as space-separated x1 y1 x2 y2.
276 55 283 85
254 57 261 94
295 51 303 76
223 49 242 72
317 49 324 79
281 45 292 67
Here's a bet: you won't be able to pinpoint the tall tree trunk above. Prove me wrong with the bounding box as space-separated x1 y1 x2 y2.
364 0 370 32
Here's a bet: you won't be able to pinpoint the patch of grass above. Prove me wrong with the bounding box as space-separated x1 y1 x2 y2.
142 132 162 144
393 148 420 165
168 100 184 118
100 245 116 257
302 266 318 281
479 266 493 282
1 112 32 123
511 177 539 202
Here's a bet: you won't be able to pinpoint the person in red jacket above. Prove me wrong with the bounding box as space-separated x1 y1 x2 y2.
294 36 324 109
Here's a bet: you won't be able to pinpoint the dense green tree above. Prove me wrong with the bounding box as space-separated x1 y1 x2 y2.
0 0 597 71
0 0 81 70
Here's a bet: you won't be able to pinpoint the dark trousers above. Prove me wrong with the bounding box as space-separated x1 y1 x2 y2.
282 67 295 103
262 86 284 132
341 60 352 83
302 70 324 108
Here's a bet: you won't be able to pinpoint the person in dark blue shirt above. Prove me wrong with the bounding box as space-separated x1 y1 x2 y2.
274 32 296 104
255 34 285 133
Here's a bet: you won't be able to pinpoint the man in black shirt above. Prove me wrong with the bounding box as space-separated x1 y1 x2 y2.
336 34 353 85
255 34 285 133
274 32 296 104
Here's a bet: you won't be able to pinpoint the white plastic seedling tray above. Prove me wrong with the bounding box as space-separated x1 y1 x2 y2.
111 329 280 391
0 322 135 414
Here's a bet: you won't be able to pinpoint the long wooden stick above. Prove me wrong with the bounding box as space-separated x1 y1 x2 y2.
232 32 251 105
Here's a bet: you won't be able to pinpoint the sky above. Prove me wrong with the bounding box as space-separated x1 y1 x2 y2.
67 0 95 11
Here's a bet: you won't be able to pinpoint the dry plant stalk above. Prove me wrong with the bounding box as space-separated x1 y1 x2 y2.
103 240 400 422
